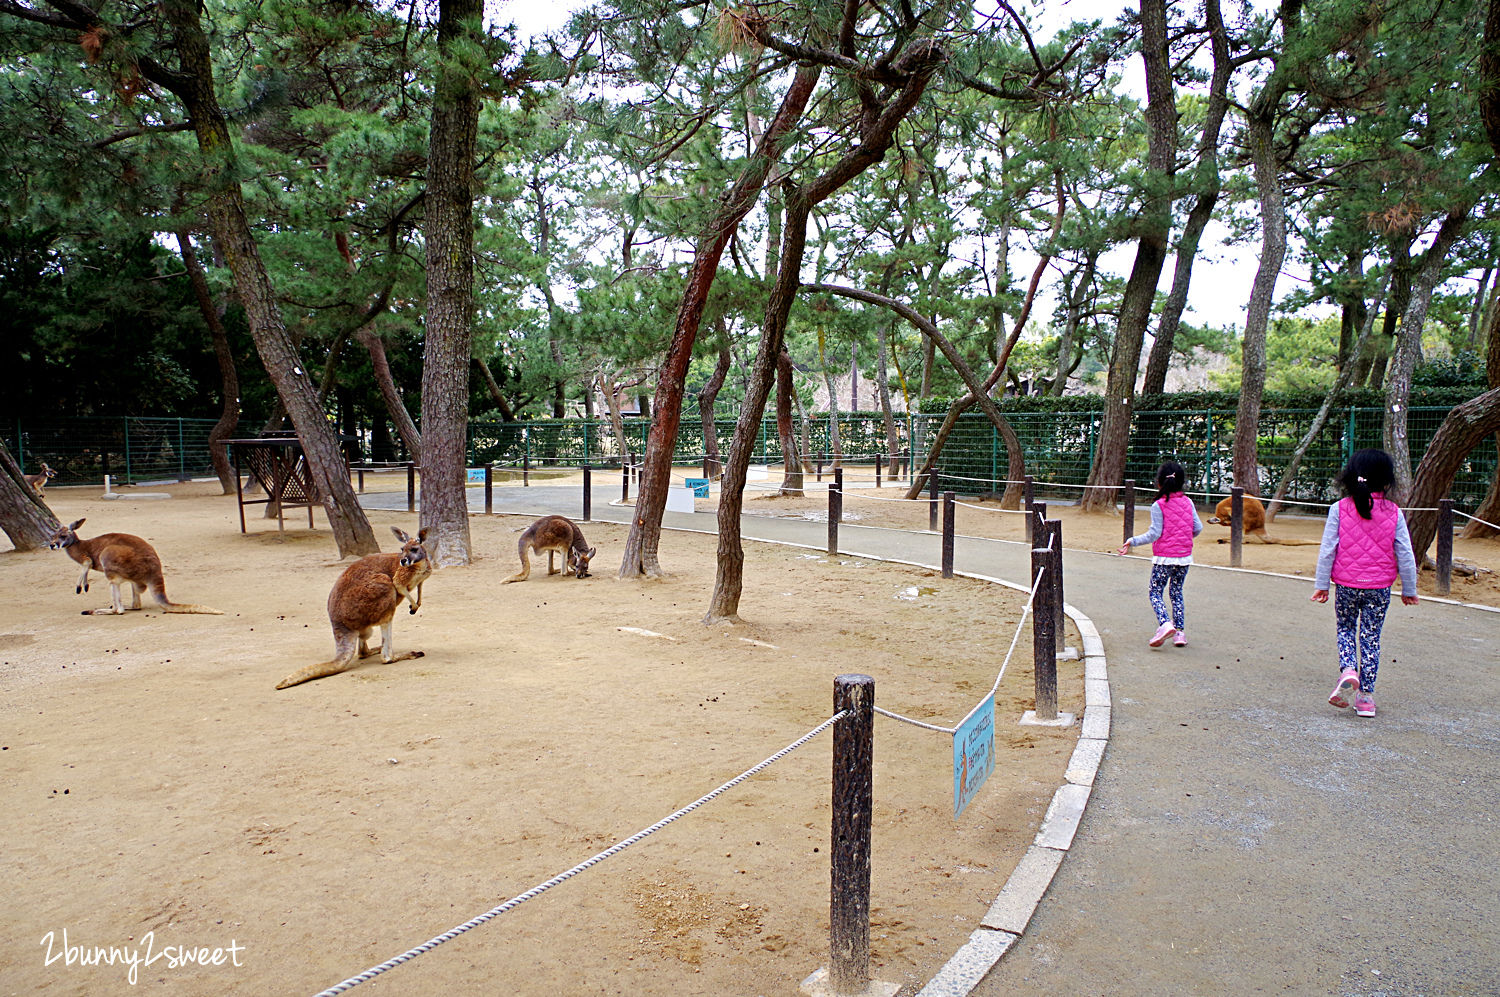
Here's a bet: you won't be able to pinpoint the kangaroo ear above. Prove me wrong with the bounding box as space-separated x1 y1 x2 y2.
587 547 596 557
417 527 429 542
390 526 410 544
69 518 85 530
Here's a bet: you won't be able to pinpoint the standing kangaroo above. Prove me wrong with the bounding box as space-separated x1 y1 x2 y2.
1207 495 1319 546
504 515 595 582
276 526 433 689
48 518 223 616
24 462 57 495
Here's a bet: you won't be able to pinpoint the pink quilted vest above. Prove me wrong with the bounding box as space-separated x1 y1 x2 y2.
1152 493 1195 558
1331 494 1399 588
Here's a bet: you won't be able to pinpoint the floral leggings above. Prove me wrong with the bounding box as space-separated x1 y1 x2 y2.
1148 564 1189 631
1334 585 1391 693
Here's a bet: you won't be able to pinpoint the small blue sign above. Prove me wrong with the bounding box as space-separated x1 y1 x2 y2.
466 468 485 483
684 477 710 497
953 693 996 818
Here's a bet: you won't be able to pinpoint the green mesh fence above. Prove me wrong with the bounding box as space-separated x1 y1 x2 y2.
10 406 1491 511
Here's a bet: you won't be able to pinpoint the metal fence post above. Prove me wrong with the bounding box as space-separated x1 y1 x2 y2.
941 491 955 578
178 419 186 481
1230 486 1244 568
123 417 133 484
830 674 874 995
1436 499 1453 596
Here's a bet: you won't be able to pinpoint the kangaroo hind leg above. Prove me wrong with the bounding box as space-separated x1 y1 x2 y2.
379 621 424 665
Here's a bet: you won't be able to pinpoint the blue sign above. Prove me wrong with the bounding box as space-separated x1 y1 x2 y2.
953 693 995 818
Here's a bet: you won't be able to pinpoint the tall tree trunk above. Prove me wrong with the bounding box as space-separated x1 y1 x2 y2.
419 0 482 568
1461 296 1500 538
472 356 517 421
159 0 377 556
875 321 900 463
707 42 945 621
1407 385 1500 559
1384 207 1471 497
699 338 731 481
175 229 239 493
0 438 57 551
1141 0 1231 397
1082 0 1177 512
818 330 842 467
776 346 804 496
619 65 821 578
357 324 422 458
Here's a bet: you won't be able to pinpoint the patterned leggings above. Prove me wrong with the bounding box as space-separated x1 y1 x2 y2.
1334 585 1391 693
1148 564 1190 630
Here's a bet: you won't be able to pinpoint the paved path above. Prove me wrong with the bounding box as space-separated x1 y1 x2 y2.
368 483 1500 996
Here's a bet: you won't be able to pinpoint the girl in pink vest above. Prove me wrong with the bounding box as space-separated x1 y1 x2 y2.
1312 448 1419 718
1117 460 1203 647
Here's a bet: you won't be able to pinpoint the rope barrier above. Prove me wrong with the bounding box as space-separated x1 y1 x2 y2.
310 711 849 996
1457 511 1500 532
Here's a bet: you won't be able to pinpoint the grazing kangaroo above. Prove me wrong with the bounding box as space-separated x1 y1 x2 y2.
1207 495 1319 546
503 515 595 582
48 518 224 616
276 526 433 689
24 462 57 495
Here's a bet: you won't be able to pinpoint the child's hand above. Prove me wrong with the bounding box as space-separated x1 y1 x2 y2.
1310 589 1329 603
1116 543 1130 556
1401 594 1419 606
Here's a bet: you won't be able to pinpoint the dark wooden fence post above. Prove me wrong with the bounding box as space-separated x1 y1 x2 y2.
1123 479 1135 543
523 453 530 487
1230 486 1244 568
928 467 939 532
1436 498 1453 596
356 466 365 493
830 674 875 995
1032 501 1047 548
407 461 416 514
583 465 592 522
622 463 630 503
874 452 883 488
941 491 956 578
484 462 493 515
1031 545 1058 721
1024 475 1036 542
828 468 843 556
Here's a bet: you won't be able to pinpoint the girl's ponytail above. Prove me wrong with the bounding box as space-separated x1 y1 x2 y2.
1153 460 1187 505
1339 449 1397 520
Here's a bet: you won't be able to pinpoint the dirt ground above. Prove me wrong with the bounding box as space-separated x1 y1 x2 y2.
0 479 1083 997
3 473 1494 997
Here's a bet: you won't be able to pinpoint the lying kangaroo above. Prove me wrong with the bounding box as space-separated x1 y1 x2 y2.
48 518 224 615
25 462 57 495
276 526 433 689
1207 495 1319 546
504 515 595 582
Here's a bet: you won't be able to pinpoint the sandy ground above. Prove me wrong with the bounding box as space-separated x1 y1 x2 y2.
0 479 1081 997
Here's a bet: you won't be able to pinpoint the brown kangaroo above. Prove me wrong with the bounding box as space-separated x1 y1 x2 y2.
276 526 433 689
24 462 57 495
48 518 224 615
1207 495 1319 545
503 515 595 582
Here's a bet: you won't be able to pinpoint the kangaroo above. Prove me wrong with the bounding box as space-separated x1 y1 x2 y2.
276 526 433 689
1207 495 1319 546
48 518 224 615
503 515 595 582
24 462 57 495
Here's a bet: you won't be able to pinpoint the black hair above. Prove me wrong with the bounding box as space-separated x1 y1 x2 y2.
1338 448 1396 519
1153 460 1187 504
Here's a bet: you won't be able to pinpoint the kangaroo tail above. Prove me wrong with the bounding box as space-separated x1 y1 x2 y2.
277 637 359 690
152 588 223 614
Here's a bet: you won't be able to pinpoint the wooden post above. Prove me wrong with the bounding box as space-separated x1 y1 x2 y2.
1123 479 1135 542
1024 475 1035 542
828 468 843 556
1046 518 1064 629
1436 498 1453 596
1032 501 1047 547
941 491 956 578
583 465 592 522
357 466 365 493
817 451 824 482
484 462 493 515
874 452 883 488
407 462 416 514
523 453 530 487
928 467 939 532
1230 486 1244 568
830 674 875 995
1031 545 1058 721
622 463 629 503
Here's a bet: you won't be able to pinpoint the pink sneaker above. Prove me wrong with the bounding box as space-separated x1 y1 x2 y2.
1173 631 1187 647
1149 622 1176 647
1329 669 1358 709
1355 692 1376 718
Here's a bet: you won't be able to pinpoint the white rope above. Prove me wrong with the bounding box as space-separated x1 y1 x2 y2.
310 711 848 996
1457 510 1500 531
